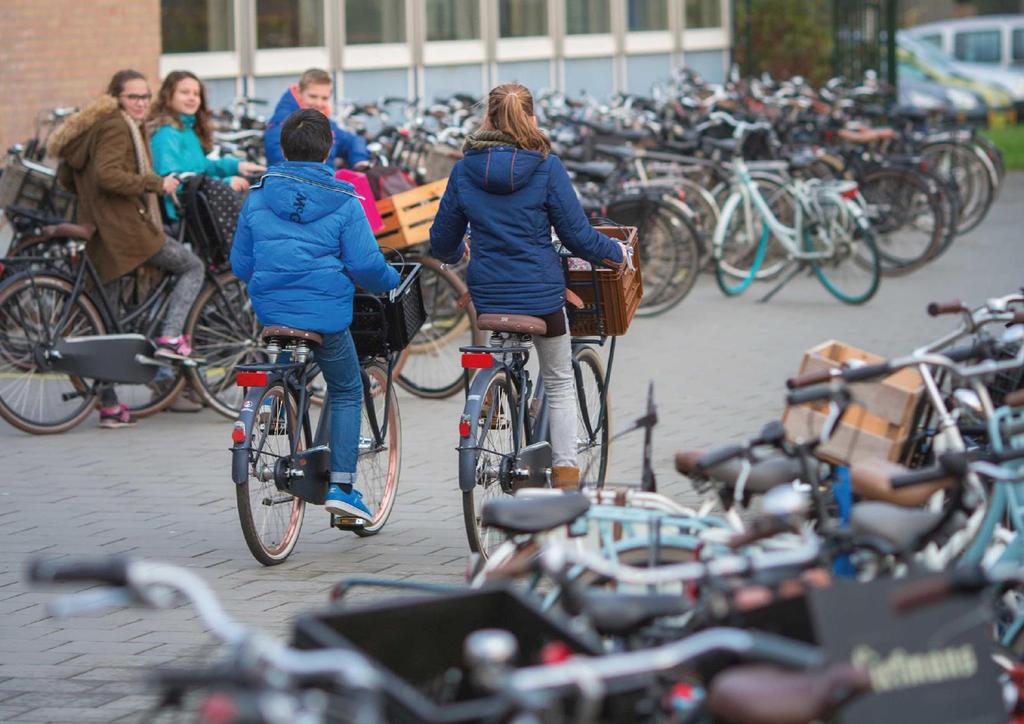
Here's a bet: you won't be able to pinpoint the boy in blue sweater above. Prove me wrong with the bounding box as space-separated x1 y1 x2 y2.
231 108 400 518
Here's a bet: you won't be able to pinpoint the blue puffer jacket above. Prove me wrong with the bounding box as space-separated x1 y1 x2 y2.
263 87 369 168
230 161 399 334
150 114 240 220
429 131 623 316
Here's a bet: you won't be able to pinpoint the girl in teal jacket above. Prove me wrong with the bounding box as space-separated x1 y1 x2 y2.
148 70 264 220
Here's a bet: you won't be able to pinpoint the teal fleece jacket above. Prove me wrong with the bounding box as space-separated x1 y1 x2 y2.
150 114 239 220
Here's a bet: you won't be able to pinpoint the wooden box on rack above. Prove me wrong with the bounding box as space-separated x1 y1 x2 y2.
374 179 447 250
564 226 643 337
782 340 924 466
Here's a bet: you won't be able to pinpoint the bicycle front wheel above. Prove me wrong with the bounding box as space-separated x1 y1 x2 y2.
573 345 610 488
859 168 944 276
806 201 881 305
461 369 521 558
236 381 305 565
353 362 401 536
0 274 103 434
394 256 481 399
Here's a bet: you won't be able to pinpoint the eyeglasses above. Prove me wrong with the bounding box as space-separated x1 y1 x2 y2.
120 93 152 103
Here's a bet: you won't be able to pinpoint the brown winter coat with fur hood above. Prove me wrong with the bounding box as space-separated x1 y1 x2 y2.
49 95 165 284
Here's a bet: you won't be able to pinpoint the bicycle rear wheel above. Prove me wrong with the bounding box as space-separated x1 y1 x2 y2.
806 200 881 305
394 256 481 399
186 272 265 418
633 198 702 317
353 362 401 536
236 381 305 565
0 274 102 434
601 195 679 309
573 345 610 487
859 168 945 276
461 370 521 558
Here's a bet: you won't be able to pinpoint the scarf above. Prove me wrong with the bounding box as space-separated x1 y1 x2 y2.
121 110 164 225
462 128 522 153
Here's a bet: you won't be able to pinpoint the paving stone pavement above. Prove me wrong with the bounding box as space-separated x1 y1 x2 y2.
1 175 1023 722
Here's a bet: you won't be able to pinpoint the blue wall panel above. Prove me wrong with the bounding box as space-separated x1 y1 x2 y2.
251 75 292 107
684 49 726 83
625 53 672 95
564 57 614 98
340 68 409 102
496 60 552 95
424 64 486 102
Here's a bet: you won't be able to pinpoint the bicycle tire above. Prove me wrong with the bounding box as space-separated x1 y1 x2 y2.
393 256 482 399
460 369 521 558
352 361 401 536
714 183 792 284
806 200 881 305
599 194 679 309
186 271 265 418
859 168 945 277
713 191 772 296
236 380 305 565
0 273 103 434
632 197 703 317
922 142 993 236
573 345 610 488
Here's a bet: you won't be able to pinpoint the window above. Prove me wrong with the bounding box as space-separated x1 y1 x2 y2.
500 0 547 37
628 0 668 32
161 0 234 54
346 0 406 44
1013 29 1024 64
427 0 480 41
567 0 610 35
257 0 324 48
954 30 1002 64
686 0 721 29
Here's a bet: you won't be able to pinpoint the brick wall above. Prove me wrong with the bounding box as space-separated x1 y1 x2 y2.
0 0 160 155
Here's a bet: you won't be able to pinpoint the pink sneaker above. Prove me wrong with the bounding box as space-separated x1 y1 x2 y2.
99 404 136 429
155 334 193 358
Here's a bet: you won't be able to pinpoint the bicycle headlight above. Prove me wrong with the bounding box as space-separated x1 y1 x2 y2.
945 88 979 111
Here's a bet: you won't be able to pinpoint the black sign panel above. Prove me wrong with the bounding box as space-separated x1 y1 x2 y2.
806 577 1003 723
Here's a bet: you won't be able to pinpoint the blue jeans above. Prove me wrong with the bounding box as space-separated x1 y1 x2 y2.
314 329 362 484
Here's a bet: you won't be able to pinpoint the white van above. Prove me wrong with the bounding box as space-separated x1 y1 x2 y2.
905 15 1024 106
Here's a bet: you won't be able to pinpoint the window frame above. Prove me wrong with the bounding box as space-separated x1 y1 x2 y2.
953 28 1003 64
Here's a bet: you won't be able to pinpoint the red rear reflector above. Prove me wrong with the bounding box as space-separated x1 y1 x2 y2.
0 262 5 277
840 186 858 200
461 353 493 369
459 418 471 437
236 371 267 387
540 640 573 665
231 423 246 444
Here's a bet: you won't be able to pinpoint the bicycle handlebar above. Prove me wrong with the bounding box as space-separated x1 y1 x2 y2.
927 300 965 316
27 556 130 587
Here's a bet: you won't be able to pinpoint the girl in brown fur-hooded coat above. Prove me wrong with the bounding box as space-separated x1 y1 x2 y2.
49 71 170 284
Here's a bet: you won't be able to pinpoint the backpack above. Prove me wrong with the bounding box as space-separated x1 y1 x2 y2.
180 174 243 265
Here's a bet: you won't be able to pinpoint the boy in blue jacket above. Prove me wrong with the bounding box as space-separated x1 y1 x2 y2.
231 108 400 519
263 68 369 169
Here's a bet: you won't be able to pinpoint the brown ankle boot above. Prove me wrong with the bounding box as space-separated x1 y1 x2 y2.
551 466 580 490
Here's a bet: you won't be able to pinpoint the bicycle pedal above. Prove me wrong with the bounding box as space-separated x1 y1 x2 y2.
333 515 367 530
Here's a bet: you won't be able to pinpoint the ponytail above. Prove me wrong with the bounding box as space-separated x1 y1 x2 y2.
485 83 550 155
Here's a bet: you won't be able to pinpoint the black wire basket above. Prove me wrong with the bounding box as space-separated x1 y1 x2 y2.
350 262 426 359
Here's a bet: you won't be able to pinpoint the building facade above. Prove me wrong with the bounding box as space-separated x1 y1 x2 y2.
160 0 732 111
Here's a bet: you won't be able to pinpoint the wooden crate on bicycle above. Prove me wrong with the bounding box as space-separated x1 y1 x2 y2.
563 225 642 337
374 178 447 250
782 340 924 465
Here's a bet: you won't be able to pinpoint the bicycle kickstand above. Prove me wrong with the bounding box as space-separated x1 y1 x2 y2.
757 262 805 304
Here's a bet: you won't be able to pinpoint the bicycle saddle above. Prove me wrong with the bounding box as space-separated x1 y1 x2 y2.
480 492 589 535
593 143 635 160
837 126 896 145
476 313 547 336
677 450 810 494
36 222 95 241
562 159 616 181
580 591 690 636
260 326 324 346
849 502 945 550
850 459 952 507
707 663 871 724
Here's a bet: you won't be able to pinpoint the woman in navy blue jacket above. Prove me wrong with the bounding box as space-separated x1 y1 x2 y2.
430 83 626 489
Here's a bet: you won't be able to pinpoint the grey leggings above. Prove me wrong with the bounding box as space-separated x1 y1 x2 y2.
98 238 204 408
533 315 577 468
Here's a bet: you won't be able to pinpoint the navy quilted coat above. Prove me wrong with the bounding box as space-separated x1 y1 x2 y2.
230 161 399 334
429 140 623 316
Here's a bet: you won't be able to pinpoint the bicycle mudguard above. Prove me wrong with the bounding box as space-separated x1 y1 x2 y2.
231 385 265 484
49 334 160 384
458 366 501 492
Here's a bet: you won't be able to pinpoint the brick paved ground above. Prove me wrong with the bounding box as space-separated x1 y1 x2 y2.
1 176 1022 721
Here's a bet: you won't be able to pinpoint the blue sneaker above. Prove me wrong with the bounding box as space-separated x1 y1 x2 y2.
325 485 372 519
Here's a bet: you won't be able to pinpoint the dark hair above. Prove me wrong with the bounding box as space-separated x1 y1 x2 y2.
298 68 332 91
107 69 147 98
281 109 332 162
485 83 550 155
147 70 214 151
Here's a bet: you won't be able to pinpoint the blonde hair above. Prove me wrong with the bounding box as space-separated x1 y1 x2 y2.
486 83 550 155
299 68 332 91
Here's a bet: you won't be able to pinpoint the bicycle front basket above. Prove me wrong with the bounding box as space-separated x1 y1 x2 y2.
350 262 426 358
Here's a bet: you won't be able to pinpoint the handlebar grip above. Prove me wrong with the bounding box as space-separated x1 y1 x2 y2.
746 631 826 669
944 339 989 364
927 300 963 316
786 368 834 389
26 556 130 587
890 575 953 613
843 361 891 382
728 519 787 548
786 383 843 406
1010 311 1024 325
889 465 946 489
696 444 746 470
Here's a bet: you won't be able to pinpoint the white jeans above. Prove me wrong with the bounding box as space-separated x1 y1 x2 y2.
533 321 577 468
